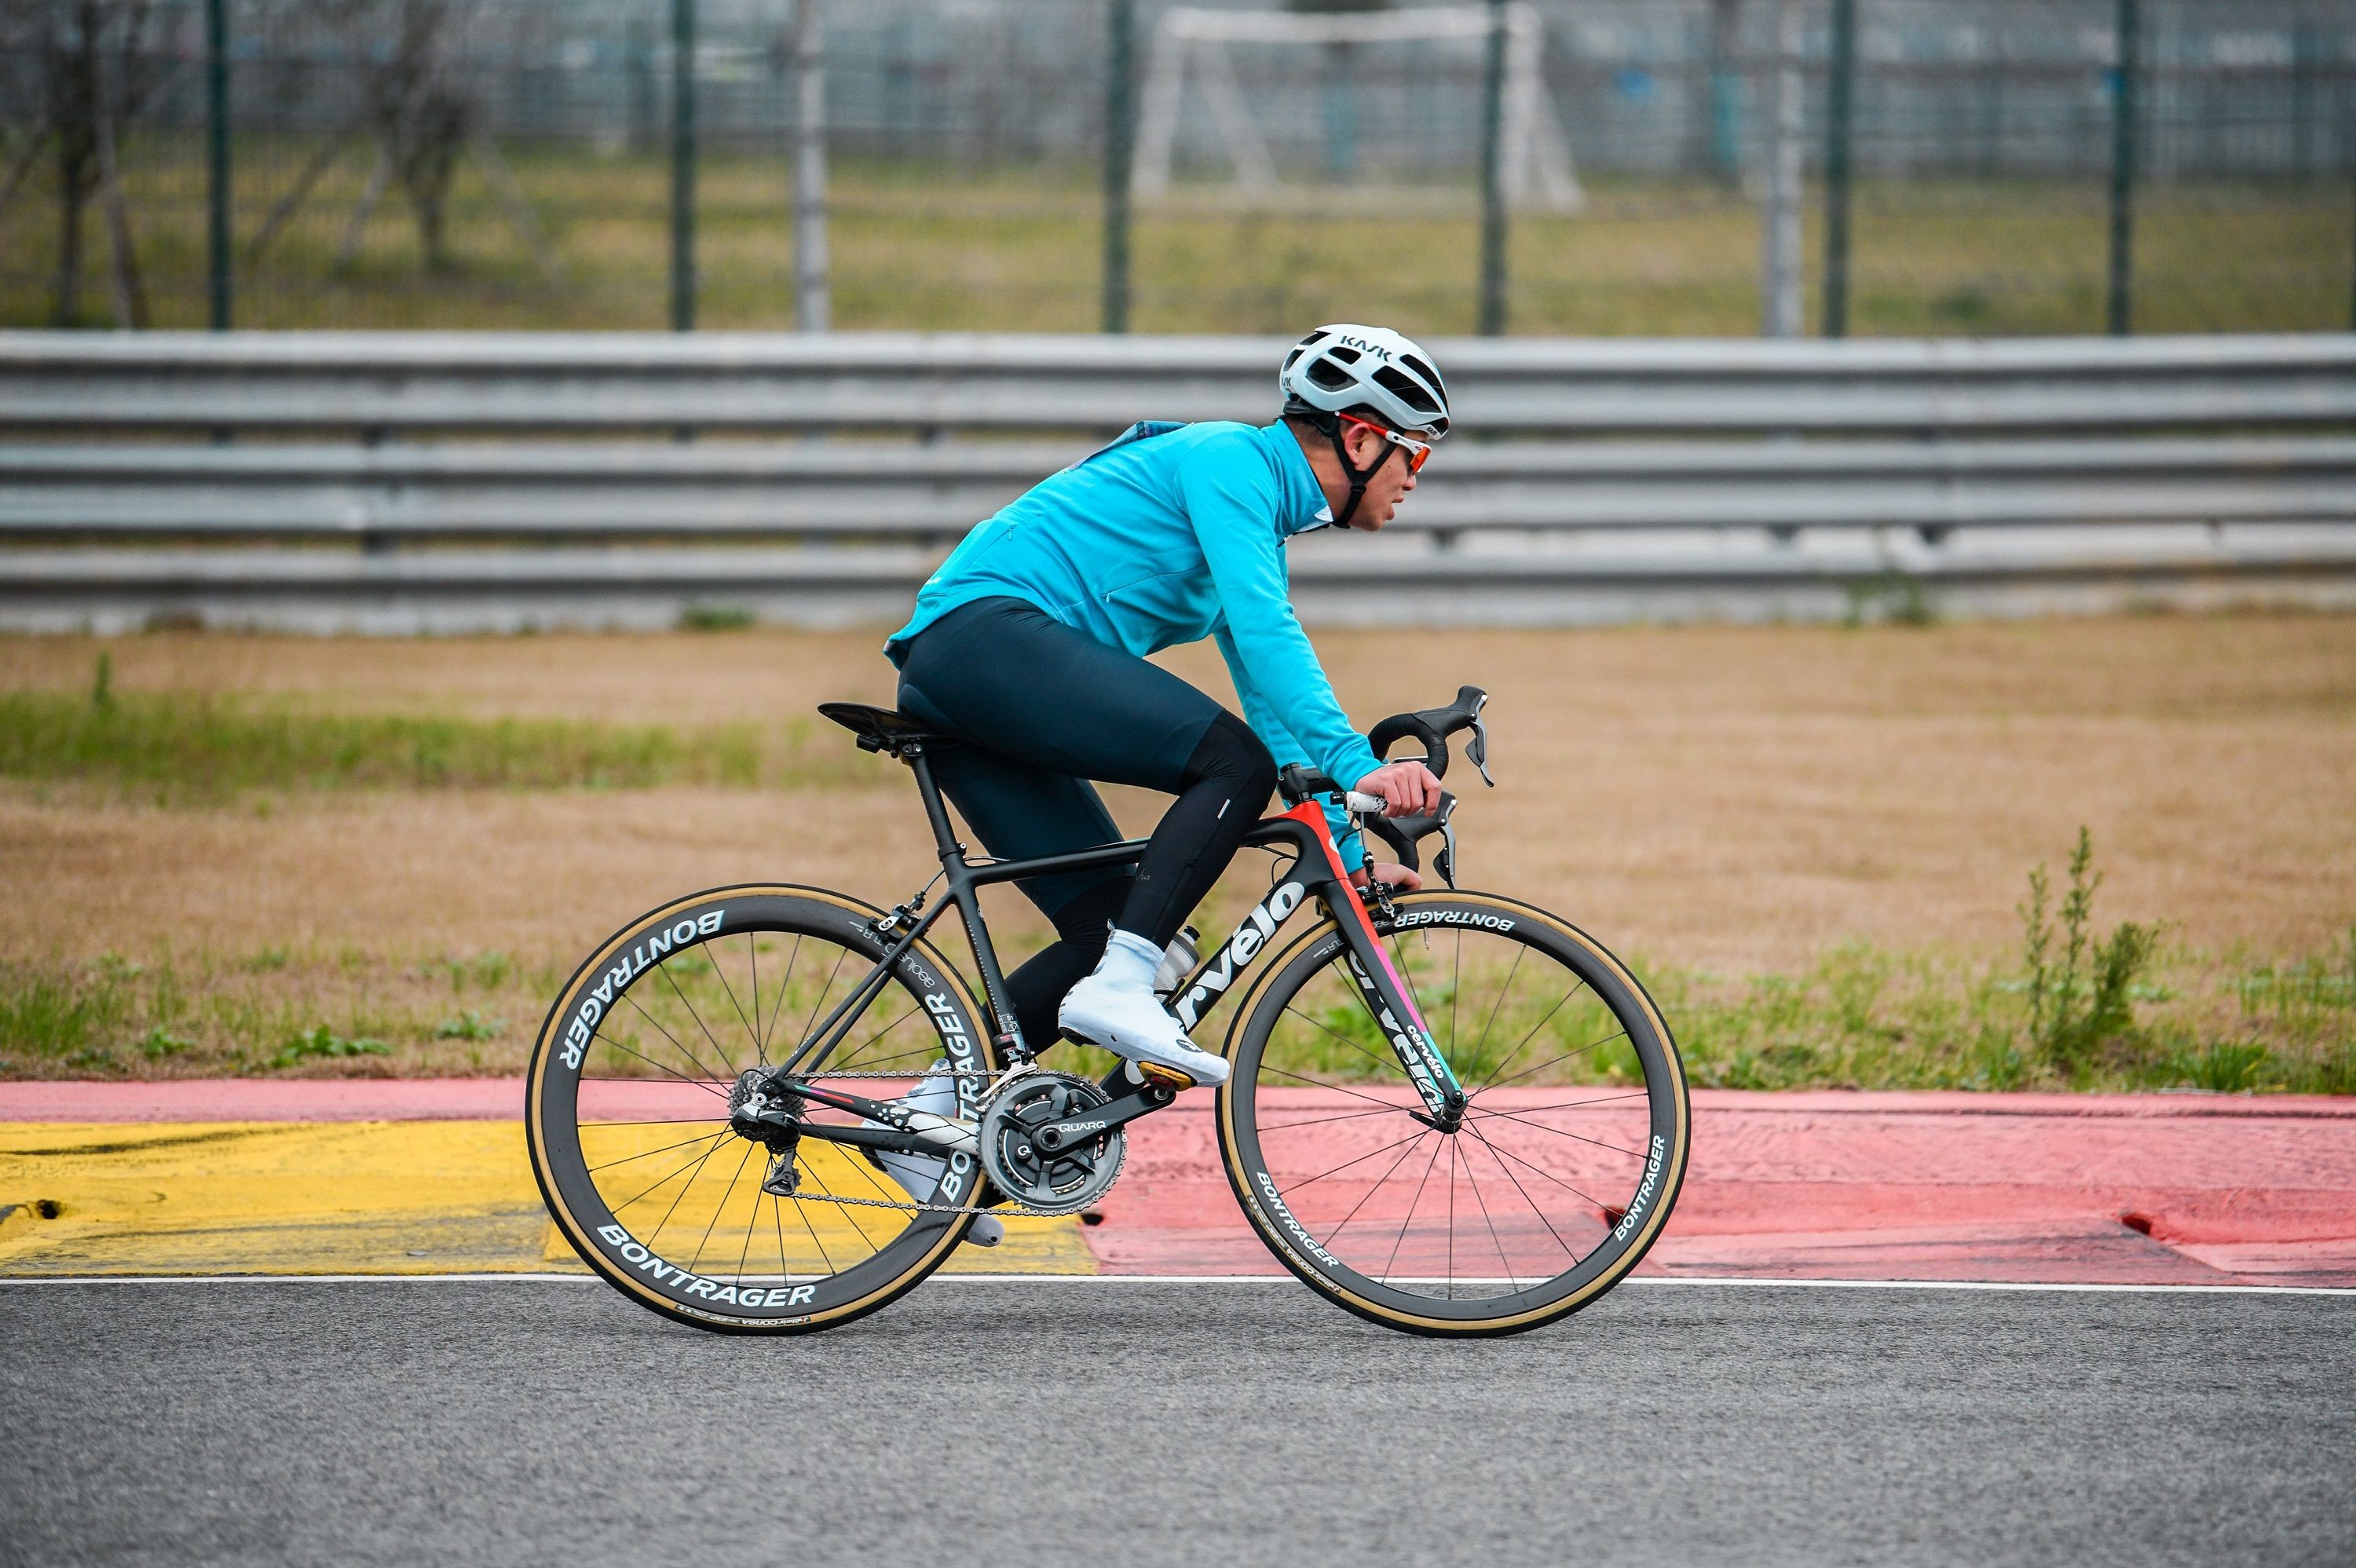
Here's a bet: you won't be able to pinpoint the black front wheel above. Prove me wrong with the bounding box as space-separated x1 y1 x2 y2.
525 885 999 1334
1216 890 1688 1336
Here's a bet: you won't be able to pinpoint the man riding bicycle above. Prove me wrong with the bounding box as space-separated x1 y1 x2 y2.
883 323 1451 1090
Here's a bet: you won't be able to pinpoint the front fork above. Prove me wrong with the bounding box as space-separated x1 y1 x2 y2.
1323 880 1469 1131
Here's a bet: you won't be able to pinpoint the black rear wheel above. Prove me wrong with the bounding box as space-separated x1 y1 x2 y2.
1216 890 1688 1336
525 885 997 1334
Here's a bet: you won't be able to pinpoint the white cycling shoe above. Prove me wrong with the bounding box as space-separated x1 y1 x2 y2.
862 1060 1001 1247
1058 929 1230 1088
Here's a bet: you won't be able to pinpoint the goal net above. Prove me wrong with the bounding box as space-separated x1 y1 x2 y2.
1130 3 1582 211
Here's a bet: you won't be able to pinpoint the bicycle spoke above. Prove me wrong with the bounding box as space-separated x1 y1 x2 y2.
614 991 734 1090
1281 1002 1404 1079
1468 943 1527 1063
606 1128 732 1215
699 938 763 1073
574 1113 730 1128
1463 1122 1585 1263
1469 1103 1648 1160
1256 1102 1421 1132
1323 1129 1433 1245
748 934 763 1068
1478 1023 1626 1098
586 1129 734 1173
658 959 745 1082
1378 1137 1447 1285
1257 1062 1418 1111
689 1141 758 1272
1475 1088 1650 1117
1472 981 1593 1093
759 934 804 1058
1278 1124 1434 1193
589 1029 733 1098
1449 928 1464 1058
1464 1120 1617 1215
642 1131 733 1248
788 948 851 1065
1457 1134 1520 1288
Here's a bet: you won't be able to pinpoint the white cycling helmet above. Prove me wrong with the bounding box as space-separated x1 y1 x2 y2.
1279 323 1451 439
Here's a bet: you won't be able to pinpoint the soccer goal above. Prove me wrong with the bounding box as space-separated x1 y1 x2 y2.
1129 2 1582 211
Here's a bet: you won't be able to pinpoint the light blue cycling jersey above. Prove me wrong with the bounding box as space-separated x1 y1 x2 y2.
887 418 1385 861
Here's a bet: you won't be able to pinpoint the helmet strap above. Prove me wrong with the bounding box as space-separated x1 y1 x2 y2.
1308 408 1396 530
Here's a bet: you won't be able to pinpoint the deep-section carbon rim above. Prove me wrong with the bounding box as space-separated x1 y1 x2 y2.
1217 890 1688 1336
526 886 996 1333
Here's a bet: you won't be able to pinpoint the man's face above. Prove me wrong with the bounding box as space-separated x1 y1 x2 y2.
1340 418 1422 532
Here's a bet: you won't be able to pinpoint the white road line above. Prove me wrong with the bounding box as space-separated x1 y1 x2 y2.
1 1273 2351 1296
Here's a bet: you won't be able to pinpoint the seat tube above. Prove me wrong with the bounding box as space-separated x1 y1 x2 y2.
904 744 963 861
905 743 1029 1060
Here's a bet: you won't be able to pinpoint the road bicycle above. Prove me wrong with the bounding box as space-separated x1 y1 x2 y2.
526 685 1688 1336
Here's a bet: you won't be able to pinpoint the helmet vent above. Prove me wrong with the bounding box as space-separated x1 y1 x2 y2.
1373 366 1439 414
1308 358 1356 391
1400 354 1445 395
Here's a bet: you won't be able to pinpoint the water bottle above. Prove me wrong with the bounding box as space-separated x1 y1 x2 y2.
1152 925 1202 1001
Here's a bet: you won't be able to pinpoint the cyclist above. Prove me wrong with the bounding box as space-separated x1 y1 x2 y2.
883 323 1451 1089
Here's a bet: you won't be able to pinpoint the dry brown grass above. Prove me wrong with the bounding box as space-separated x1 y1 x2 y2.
5 614 2352 972
2 613 2351 1079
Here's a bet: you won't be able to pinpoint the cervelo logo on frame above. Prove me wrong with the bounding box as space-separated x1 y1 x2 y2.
1174 880 1306 1029
595 1223 816 1309
559 908 726 1069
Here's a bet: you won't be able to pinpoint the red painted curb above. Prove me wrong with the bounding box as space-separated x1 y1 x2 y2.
8 1080 2353 1286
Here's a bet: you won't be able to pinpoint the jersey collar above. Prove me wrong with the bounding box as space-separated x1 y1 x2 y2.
1263 421 1336 537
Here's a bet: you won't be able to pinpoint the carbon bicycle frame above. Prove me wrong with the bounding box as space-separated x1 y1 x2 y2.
752 738 1468 1153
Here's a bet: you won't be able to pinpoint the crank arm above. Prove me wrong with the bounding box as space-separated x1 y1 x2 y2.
1030 1081 1176 1155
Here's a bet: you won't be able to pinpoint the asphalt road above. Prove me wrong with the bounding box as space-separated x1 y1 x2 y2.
3 1278 2351 1568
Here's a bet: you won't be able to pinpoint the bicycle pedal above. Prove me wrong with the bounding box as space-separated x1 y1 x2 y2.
1133 1062 1196 1091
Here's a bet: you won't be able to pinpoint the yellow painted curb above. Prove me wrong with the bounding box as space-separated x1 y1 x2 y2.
0 1122 1093 1277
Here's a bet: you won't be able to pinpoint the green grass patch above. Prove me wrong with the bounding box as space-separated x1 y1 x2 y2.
0 681 869 801
5 140 2347 334
2 924 2348 1090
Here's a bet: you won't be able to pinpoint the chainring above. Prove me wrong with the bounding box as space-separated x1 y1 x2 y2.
977 1070 1125 1217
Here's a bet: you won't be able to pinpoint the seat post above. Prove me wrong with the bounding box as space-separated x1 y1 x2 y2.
902 744 965 862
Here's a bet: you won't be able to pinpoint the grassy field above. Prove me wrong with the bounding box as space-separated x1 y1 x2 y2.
3 141 2347 334
2 613 2351 1091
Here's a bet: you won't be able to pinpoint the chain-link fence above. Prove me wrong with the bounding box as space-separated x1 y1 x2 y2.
2 0 2351 334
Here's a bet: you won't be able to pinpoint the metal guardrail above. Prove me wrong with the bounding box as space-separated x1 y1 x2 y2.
2 331 2352 630
5 332 2354 435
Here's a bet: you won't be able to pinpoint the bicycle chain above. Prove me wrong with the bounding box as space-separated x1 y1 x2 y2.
769 1065 1074 1219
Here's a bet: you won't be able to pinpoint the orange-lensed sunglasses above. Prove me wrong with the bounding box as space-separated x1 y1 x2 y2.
1337 412 1434 473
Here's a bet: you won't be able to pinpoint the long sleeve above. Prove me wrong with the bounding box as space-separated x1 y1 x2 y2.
1215 623 1365 868
1183 448 1384 790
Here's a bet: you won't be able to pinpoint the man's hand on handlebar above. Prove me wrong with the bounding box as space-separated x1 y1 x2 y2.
1351 861 1424 894
1355 759 1443 818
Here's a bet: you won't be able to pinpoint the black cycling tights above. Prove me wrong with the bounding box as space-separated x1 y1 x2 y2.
891 597 1277 1049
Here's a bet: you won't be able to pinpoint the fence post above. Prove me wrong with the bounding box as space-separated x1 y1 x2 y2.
791 0 829 331
1476 0 1509 336
205 0 231 330
671 0 697 332
1759 0 1804 337
1102 0 1135 334
1820 0 1855 338
2105 0 2137 338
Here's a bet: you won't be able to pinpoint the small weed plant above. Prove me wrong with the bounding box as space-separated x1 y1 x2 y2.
2018 827 2161 1076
